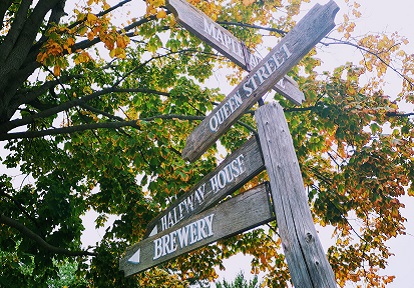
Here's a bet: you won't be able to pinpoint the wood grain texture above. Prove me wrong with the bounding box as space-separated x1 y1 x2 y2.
182 1 339 162
119 183 274 276
256 102 336 288
144 137 264 238
166 0 304 105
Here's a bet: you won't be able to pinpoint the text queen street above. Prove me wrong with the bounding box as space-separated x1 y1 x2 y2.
209 43 292 132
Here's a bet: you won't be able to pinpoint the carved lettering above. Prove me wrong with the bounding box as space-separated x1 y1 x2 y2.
209 93 244 132
153 214 215 260
209 154 246 193
203 18 243 58
153 151 247 235
208 43 292 132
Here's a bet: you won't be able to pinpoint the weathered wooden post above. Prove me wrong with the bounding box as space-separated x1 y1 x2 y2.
256 102 337 287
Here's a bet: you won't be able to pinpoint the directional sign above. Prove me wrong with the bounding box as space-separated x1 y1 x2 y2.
166 0 304 105
144 137 264 238
119 183 274 276
182 1 339 162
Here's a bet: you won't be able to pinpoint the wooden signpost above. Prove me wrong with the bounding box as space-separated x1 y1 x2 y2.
256 103 337 287
182 0 339 162
144 137 264 237
120 1 339 286
166 0 304 106
119 183 274 276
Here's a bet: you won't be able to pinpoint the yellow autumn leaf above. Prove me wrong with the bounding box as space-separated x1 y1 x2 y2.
103 2 111 10
109 47 126 59
36 52 47 63
87 13 97 24
78 26 88 36
150 0 165 8
109 48 116 58
343 14 349 23
408 186 414 197
242 0 255 6
156 10 167 19
66 37 75 46
53 65 61 76
87 31 95 41
74 52 92 64
116 34 130 48
146 6 157 15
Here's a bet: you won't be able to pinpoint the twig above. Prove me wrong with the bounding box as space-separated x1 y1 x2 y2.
0 213 97 257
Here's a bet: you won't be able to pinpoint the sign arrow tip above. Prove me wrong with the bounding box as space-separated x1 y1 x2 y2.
148 226 158 237
128 249 140 264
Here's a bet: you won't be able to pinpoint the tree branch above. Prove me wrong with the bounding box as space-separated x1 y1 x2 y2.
322 36 414 89
1 46 192 132
0 0 13 31
0 0 32 63
0 114 205 141
220 21 414 89
386 111 414 117
0 190 40 230
0 0 61 75
67 0 132 30
0 213 97 257
217 21 287 36
284 106 316 113
0 87 170 134
0 111 260 141
73 14 158 52
11 74 81 109
79 103 125 122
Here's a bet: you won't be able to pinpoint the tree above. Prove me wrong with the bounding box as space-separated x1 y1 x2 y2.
216 271 259 288
0 0 412 287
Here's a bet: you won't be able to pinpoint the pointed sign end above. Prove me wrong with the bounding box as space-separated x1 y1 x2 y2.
182 144 198 163
128 249 141 264
148 226 158 237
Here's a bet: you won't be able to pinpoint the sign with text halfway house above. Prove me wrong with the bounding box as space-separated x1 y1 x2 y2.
144 137 264 238
182 1 339 162
166 0 304 105
119 183 274 276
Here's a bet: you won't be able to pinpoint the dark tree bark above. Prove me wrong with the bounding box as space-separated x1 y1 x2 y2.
0 0 65 124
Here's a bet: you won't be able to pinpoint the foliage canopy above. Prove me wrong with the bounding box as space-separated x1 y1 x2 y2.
0 0 413 287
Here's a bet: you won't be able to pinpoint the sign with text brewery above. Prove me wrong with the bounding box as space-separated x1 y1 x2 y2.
119 183 274 276
182 0 339 162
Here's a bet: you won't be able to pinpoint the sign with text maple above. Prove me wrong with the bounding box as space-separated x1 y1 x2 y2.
182 1 339 162
166 0 304 105
144 137 264 238
119 183 274 276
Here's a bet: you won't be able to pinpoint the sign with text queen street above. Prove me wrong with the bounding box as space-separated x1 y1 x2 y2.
182 1 339 162
166 0 305 105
